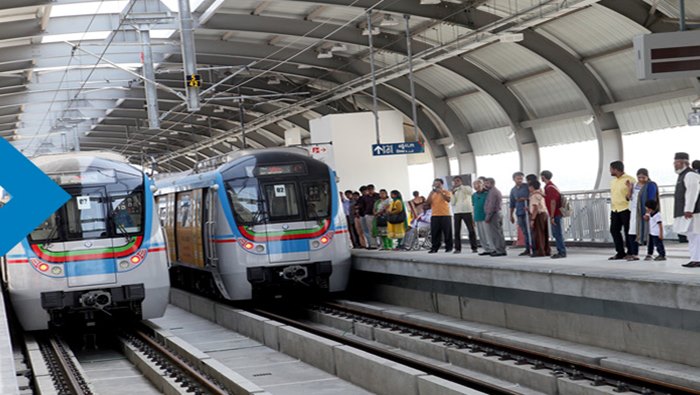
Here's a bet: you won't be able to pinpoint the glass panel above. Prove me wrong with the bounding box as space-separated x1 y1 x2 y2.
64 193 108 240
227 178 263 225
110 192 143 234
29 213 61 243
303 182 331 219
264 183 300 221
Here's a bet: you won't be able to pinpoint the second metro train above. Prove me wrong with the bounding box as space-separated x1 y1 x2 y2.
154 148 351 300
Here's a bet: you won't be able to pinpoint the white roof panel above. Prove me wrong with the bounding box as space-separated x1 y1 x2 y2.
465 42 548 81
644 0 700 20
468 126 517 156
616 95 695 135
510 72 586 118
448 92 509 133
533 116 597 147
413 66 477 98
537 4 648 58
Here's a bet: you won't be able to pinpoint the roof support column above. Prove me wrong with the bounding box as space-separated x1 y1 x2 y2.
596 127 623 189
178 0 201 111
519 142 540 177
139 27 160 130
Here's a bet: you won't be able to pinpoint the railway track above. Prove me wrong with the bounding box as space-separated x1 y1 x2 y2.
35 335 94 395
307 301 700 395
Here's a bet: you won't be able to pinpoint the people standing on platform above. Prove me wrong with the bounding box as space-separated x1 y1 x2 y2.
540 170 566 259
509 172 532 256
408 191 426 223
473 178 493 256
359 184 380 249
608 161 637 260
342 190 360 248
626 169 659 261
351 191 367 249
387 190 408 250
526 174 538 184
484 178 507 256
451 176 478 254
644 200 666 261
427 178 453 253
373 189 393 250
528 180 551 257
672 152 700 268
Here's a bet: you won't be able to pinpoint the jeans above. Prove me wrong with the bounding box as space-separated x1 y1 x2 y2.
627 234 639 256
430 216 453 252
647 235 666 257
516 214 532 251
610 210 632 257
361 215 376 248
551 215 566 256
454 212 477 251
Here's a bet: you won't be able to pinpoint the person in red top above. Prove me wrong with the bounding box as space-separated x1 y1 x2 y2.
541 170 567 258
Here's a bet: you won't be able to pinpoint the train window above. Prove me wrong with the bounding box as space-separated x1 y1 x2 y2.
29 213 60 243
109 193 143 234
64 194 109 240
227 178 263 225
303 182 331 219
263 183 300 221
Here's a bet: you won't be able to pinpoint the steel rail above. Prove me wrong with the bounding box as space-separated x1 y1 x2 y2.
249 307 521 395
44 336 93 395
321 301 700 395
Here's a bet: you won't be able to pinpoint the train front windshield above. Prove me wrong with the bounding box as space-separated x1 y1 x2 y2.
225 162 331 225
28 168 145 244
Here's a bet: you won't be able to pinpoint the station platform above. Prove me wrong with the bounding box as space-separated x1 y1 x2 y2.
350 246 700 369
0 290 19 395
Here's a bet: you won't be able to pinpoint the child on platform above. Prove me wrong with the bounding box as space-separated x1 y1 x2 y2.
644 200 666 261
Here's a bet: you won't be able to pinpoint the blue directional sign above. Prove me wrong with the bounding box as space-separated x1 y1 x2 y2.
0 139 70 255
372 141 425 156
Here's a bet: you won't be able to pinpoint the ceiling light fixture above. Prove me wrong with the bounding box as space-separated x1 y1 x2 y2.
213 107 224 113
420 0 441 4
317 50 333 59
498 32 524 43
268 76 281 85
379 14 399 27
362 26 380 36
330 43 347 52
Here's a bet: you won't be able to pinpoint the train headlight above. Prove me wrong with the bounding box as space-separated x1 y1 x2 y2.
244 242 254 250
320 236 330 244
130 255 142 264
51 266 62 275
312 240 320 248
255 245 265 253
119 261 130 269
38 263 49 272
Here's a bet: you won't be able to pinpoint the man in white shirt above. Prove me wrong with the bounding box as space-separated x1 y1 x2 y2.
673 152 700 267
451 176 478 253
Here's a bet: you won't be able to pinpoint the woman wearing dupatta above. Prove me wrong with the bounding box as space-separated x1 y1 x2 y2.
373 189 393 250
387 190 408 250
627 168 659 261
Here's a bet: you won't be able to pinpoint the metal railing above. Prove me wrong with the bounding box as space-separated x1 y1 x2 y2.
499 186 678 243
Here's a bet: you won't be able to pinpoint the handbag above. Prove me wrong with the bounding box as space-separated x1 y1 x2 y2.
375 214 388 227
387 211 406 224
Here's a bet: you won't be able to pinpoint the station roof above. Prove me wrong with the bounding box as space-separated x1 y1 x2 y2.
1 0 698 172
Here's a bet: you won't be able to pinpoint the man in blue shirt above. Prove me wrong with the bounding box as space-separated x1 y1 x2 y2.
509 172 532 256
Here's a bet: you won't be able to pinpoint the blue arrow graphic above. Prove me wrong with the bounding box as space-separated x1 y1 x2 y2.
0 140 70 255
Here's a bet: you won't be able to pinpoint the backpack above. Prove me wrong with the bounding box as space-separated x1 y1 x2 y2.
559 194 572 217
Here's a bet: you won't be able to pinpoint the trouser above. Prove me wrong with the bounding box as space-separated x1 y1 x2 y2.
346 216 360 247
454 212 478 252
487 212 506 254
647 235 666 257
476 221 493 252
532 213 551 256
551 215 566 256
627 234 639 256
688 231 700 261
354 217 367 248
430 216 453 252
610 210 632 257
361 215 376 248
516 214 532 251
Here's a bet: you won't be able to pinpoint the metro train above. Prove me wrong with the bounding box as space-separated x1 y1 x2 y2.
1 152 170 331
154 148 351 300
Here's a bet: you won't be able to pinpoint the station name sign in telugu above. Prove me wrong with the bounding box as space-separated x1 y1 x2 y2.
372 142 425 156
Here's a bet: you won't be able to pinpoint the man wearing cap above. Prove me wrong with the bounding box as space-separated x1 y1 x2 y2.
673 152 700 267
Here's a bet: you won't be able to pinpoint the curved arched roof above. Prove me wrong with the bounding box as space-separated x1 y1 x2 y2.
1 0 698 181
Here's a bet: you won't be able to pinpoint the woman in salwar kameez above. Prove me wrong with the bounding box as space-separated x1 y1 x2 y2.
387 190 408 250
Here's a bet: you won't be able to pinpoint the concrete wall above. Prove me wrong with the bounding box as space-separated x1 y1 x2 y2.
310 111 410 195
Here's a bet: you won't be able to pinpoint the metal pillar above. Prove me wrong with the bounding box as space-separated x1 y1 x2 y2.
680 0 686 31
239 99 247 149
72 126 80 152
178 0 201 111
366 11 380 144
404 14 419 142
139 27 160 130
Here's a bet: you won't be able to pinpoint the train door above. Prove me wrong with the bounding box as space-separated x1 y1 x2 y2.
62 187 117 287
260 181 310 263
175 190 205 267
203 188 218 268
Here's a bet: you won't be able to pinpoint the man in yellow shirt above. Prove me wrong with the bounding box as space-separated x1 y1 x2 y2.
609 160 636 260
427 178 452 253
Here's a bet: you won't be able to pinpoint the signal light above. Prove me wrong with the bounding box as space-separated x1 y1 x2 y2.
130 255 142 264
38 263 49 272
320 236 330 244
244 242 254 250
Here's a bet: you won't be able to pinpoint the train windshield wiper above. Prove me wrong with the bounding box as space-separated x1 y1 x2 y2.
40 221 60 249
110 210 133 243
